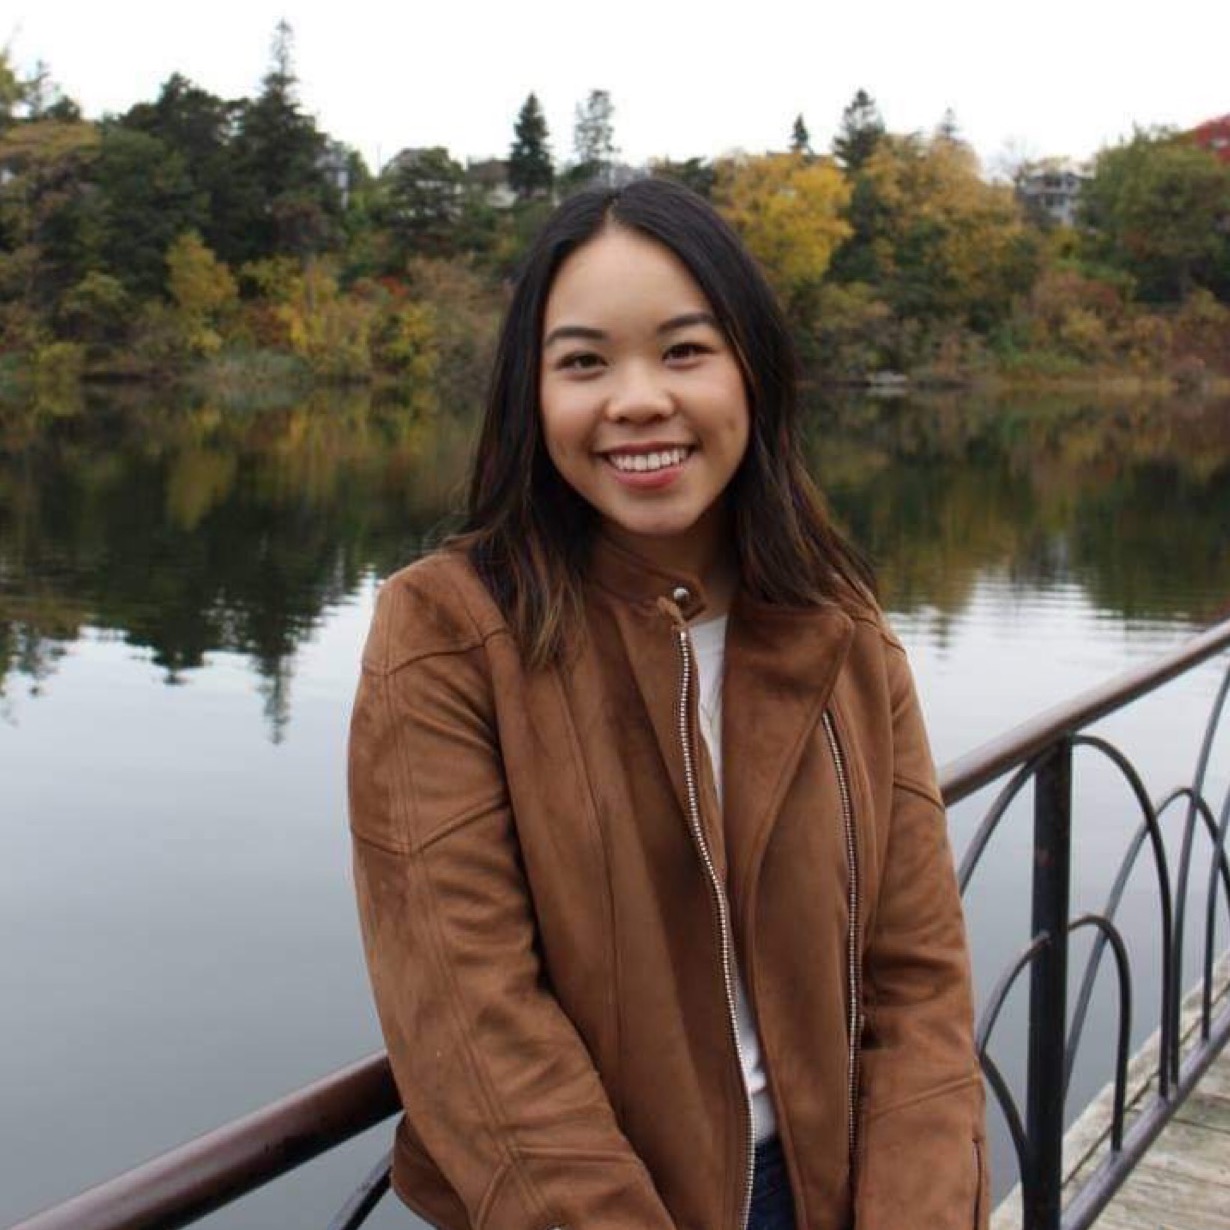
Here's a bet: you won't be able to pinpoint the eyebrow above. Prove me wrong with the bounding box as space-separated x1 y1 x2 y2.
542 311 720 349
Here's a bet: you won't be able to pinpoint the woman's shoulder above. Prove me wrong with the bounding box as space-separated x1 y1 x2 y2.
361 546 507 674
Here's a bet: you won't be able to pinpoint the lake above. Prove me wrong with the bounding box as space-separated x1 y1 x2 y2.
1 384 1228 1227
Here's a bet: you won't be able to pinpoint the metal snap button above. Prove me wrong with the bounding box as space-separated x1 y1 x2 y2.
671 585 691 606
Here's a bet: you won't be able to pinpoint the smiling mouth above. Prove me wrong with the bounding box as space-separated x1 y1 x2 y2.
604 446 693 474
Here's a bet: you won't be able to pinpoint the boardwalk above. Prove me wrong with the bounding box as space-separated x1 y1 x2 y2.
994 955 1230 1230
1087 1042 1230 1230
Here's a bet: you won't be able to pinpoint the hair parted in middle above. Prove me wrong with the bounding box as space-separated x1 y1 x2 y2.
459 175 875 667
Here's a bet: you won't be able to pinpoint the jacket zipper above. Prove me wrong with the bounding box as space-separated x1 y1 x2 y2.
822 710 862 1169
674 625 756 1230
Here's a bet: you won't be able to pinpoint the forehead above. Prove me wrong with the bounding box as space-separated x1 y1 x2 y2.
544 226 713 328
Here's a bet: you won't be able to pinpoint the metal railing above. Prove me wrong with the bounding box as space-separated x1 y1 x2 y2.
11 618 1230 1230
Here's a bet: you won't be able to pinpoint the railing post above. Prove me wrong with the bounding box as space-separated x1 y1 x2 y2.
1024 739 1073 1230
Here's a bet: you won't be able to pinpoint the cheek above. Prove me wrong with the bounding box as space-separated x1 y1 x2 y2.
539 396 588 468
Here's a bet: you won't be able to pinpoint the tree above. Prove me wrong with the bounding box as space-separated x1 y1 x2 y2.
571 89 617 186
839 132 1037 331
1080 129 1230 302
714 152 851 308
936 108 961 143
377 147 467 260
790 114 812 157
120 74 241 261
226 20 341 262
508 93 553 201
833 89 884 171
0 117 101 312
0 47 27 126
166 230 238 353
89 125 206 296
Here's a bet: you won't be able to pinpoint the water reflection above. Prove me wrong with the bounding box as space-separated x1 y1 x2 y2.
0 384 473 736
1 386 1228 736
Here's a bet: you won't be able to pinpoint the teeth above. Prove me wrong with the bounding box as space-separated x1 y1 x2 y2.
609 447 689 473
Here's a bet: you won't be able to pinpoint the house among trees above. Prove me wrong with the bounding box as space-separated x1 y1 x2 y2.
464 159 516 209
1188 114 1230 163
1016 159 1090 227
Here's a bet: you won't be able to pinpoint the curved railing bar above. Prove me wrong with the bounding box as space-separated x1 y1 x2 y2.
1069 734 1176 1092
975 934 1051 1057
325 1150 392 1230
982 1051 1031 1189
1189 659 1230 1040
970 934 1050 1202
1189 661 1230 808
1062 787 1201 1103
1204 789 1230 1038
957 757 1041 894
1065 916 1133 1151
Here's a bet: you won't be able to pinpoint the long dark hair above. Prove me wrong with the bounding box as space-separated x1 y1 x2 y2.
459 176 874 666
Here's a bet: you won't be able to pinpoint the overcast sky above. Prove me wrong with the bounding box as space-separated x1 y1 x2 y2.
6 0 1226 174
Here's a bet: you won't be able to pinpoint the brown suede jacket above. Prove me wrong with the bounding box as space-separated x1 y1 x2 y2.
349 535 989 1230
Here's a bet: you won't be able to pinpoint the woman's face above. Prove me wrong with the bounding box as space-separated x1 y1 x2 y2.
539 225 749 570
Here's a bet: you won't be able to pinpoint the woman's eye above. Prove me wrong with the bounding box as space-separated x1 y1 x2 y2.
558 351 604 372
665 341 709 362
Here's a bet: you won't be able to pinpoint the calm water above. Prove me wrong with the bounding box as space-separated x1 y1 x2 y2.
1 385 1228 1226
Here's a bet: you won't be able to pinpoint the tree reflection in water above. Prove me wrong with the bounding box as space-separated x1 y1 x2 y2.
1 384 1228 736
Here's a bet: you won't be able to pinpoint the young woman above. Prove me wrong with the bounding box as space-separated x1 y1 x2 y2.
349 177 988 1230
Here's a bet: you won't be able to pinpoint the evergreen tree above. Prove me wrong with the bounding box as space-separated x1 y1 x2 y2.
227 20 341 262
790 114 812 156
120 75 238 264
508 93 553 201
571 89 617 186
833 89 884 171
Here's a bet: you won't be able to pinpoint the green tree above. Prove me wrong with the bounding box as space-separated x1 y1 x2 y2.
833 89 884 171
377 147 467 260
508 93 553 201
226 20 341 262
1080 129 1230 302
89 124 206 295
790 114 812 157
120 74 242 262
570 89 617 186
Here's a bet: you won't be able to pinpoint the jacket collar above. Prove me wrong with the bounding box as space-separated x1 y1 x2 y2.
585 532 858 901
587 531 711 622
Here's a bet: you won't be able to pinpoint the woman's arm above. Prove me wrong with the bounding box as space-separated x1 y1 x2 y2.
853 636 990 1230
349 572 675 1230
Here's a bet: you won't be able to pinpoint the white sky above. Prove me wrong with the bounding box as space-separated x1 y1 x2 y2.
6 0 1227 175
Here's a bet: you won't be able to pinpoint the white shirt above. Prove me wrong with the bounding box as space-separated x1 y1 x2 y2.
690 615 778 1144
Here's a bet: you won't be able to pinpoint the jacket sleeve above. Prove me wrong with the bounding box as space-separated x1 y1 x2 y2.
348 576 676 1230
853 636 990 1230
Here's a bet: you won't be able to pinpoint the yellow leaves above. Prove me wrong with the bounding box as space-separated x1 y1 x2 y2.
714 153 851 300
166 232 238 355
859 134 1032 323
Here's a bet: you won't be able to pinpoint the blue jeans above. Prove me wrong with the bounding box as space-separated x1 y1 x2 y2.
748 1136 796 1230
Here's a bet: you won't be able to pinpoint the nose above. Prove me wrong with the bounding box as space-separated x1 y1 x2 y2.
604 360 674 423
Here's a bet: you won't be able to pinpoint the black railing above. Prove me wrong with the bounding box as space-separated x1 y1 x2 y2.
10 618 1230 1230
